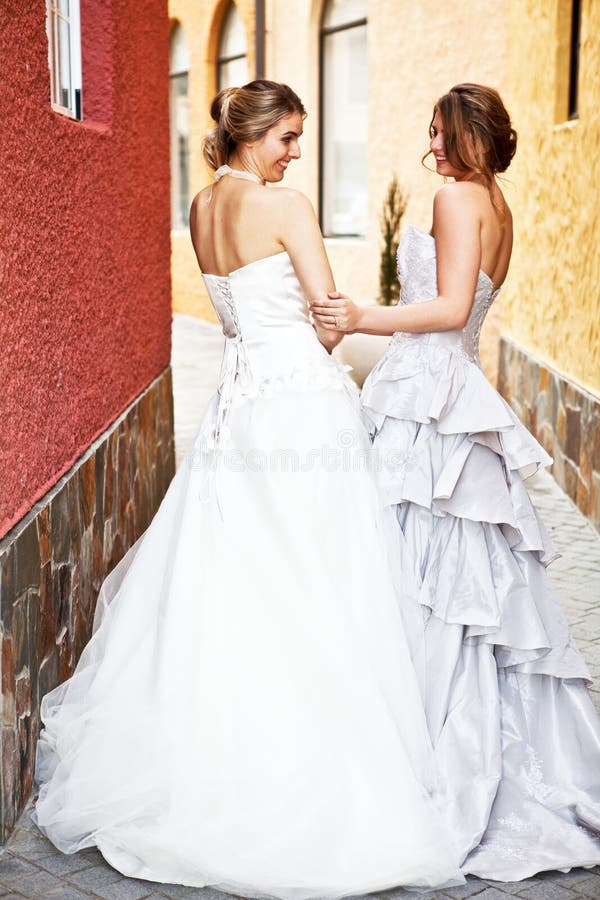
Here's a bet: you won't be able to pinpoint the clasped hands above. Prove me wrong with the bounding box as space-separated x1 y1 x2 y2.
310 292 361 333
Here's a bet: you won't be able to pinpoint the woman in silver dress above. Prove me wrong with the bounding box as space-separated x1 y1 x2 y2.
312 82 600 881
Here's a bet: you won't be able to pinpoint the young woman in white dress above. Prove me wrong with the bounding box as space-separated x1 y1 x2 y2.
33 80 464 897
311 82 600 882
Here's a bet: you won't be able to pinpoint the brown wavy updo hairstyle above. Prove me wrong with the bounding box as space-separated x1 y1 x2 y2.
424 83 517 198
203 79 306 171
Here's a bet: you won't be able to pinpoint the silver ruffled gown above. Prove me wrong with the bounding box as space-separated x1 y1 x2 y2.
362 224 600 881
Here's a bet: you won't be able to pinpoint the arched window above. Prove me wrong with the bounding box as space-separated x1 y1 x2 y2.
320 0 367 237
217 2 249 90
169 24 190 231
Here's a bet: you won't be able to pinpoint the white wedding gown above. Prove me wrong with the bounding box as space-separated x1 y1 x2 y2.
33 249 464 898
362 224 600 881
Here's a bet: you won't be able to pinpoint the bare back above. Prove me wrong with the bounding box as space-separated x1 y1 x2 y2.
189 179 287 277
189 173 341 352
479 183 513 290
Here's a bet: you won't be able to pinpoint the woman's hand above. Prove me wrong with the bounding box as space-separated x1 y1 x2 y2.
310 292 363 333
310 184 485 338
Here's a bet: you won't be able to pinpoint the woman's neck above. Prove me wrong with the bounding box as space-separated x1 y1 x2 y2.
227 155 265 184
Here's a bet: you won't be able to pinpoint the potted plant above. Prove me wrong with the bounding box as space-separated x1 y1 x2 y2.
378 175 407 306
337 176 408 387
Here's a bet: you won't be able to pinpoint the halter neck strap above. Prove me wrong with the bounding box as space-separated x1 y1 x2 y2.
213 164 264 185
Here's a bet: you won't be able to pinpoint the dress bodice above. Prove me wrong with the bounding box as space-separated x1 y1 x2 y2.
200 167 330 381
395 225 500 363
201 250 349 447
202 251 330 381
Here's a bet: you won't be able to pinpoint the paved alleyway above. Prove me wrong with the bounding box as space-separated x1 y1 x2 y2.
1 314 599 899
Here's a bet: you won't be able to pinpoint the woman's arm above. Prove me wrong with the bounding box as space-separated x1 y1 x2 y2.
311 184 482 336
274 190 343 352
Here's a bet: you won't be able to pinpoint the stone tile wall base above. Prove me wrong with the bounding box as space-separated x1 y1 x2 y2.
498 338 600 531
0 367 175 843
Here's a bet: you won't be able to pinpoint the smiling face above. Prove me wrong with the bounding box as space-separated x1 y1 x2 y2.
249 112 304 183
429 109 467 180
429 109 475 181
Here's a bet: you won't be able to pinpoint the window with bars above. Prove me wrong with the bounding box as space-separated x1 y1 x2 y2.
46 0 82 120
320 0 368 238
217 2 249 91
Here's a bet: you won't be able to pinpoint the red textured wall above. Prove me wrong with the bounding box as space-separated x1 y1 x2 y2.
0 0 172 538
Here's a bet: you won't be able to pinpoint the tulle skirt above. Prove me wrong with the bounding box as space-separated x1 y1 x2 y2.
34 378 464 898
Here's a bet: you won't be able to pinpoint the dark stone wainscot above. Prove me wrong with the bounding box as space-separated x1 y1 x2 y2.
0 368 175 843
498 338 600 531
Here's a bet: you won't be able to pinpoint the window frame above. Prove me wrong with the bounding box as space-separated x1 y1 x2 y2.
568 0 582 120
46 0 83 121
216 1 248 91
169 23 191 232
319 9 368 238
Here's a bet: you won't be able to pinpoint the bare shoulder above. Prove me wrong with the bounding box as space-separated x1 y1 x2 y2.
433 182 488 230
189 186 213 222
434 180 488 209
265 186 316 217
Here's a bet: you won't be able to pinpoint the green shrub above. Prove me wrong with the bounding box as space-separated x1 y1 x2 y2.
378 175 407 306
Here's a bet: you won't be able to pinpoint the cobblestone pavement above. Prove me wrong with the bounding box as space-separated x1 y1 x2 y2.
2 315 599 899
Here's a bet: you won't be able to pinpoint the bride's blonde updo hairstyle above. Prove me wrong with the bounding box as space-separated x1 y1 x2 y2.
424 83 517 198
203 79 307 171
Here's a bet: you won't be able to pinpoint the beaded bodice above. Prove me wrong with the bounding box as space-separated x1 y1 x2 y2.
393 225 501 363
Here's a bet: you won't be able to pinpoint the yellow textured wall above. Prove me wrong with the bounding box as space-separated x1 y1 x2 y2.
502 0 600 396
170 0 509 380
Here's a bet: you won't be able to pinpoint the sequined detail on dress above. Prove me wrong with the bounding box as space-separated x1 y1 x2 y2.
390 225 500 366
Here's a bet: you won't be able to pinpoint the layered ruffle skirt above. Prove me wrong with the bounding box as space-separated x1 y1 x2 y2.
363 336 600 880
